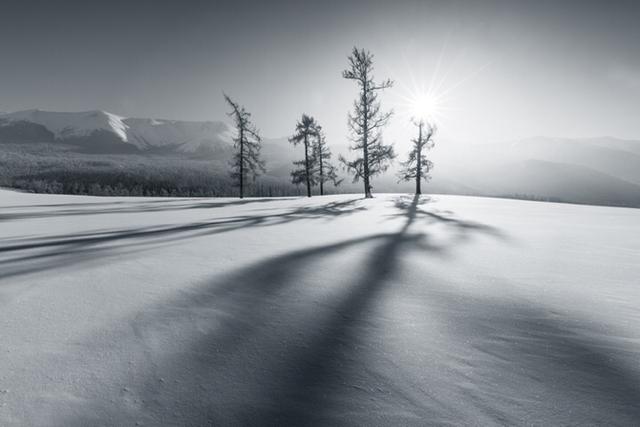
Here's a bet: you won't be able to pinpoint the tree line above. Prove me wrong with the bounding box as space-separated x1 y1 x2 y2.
225 46 436 199
0 144 309 198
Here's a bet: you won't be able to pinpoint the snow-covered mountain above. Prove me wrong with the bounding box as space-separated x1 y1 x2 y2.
0 109 233 154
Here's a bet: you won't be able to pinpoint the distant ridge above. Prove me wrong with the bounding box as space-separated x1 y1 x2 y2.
0 109 233 154
0 109 639 207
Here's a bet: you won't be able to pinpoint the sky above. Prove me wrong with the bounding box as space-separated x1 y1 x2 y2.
1 0 639 148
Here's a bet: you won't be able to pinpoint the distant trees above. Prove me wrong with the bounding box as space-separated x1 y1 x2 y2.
289 114 318 197
224 94 265 198
313 125 341 195
398 120 436 195
340 47 395 198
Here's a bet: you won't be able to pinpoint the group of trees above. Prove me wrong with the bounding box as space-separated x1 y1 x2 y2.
225 46 436 199
289 114 341 197
224 96 342 199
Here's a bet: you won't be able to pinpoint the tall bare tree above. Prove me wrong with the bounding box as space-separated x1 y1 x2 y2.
313 125 342 196
398 119 435 195
340 47 395 198
224 94 265 198
289 114 318 197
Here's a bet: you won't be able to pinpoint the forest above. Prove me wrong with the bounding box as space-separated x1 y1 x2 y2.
0 143 303 197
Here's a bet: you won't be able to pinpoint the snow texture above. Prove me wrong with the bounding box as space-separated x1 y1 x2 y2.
0 189 639 426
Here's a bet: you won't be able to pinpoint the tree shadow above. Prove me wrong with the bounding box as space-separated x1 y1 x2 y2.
57 194 513 426
420 289 640 425
0 198 366 281
250 195 513 424
0 197 296 222
388 195 509 242
27 194 640 425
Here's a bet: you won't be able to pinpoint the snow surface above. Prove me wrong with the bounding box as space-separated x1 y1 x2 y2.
0 189 639 426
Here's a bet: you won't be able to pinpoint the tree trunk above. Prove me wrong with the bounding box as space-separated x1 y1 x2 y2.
319 154 324 196
416 122 422 195
239 127 244 199
363 143 371 198
362 79 372 198
304 134 311 197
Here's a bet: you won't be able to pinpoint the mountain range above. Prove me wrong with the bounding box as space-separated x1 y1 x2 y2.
0 109 233 155
1 109 639 207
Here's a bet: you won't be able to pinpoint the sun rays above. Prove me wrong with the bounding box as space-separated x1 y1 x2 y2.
386 40 491 129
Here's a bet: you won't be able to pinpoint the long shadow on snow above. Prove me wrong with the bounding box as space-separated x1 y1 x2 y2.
62 195 510 426
59 194 640 425
0 198 365 281
0 197 295 222
423 289 640 425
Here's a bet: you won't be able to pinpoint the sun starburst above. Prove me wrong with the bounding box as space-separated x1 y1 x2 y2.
386 40 490 129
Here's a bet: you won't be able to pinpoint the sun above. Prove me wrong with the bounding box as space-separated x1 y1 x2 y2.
409 93 442 122
387 43 491 130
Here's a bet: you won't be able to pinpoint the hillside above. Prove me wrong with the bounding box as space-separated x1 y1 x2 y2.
423 136 640 207
1 189 639 426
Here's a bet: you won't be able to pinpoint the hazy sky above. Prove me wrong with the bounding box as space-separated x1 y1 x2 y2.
1 0 639 147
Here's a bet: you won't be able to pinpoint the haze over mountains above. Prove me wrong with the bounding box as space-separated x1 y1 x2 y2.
1 109 639 207
427 136 640 207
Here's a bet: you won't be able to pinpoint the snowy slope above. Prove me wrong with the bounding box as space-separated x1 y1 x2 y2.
0 109 129 140
0 189 639 426
0 109 232 153
417 136 640 207
124 117 231 152
489 136 640 185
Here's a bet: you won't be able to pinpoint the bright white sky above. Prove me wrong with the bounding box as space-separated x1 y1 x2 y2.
1 0 639 151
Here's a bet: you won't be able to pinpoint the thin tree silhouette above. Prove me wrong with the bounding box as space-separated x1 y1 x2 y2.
289 114 319 197
340 47 395 198
398 119 436 195
313 124 342 195
224 94 265 198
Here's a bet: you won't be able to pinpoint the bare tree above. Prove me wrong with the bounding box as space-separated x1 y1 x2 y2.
398 119 435 195
289 114 318 197
340 47 395 198
224 94 265 198
313 125 342 196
